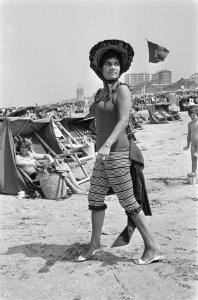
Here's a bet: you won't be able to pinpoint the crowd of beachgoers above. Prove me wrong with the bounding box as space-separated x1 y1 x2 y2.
0 88 197 123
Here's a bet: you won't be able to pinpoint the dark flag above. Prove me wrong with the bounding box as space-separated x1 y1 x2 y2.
147 40 169 63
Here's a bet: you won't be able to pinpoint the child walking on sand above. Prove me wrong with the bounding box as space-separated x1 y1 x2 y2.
183 105 198 175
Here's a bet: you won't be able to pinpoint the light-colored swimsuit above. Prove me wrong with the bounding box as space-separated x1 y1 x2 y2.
16 152 37 176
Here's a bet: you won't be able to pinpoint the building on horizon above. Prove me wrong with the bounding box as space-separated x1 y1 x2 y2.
151 70 172 85
190 73 198 84
76 84 84 100
125 73 151 87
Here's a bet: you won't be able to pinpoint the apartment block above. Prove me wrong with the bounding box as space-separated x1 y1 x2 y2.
125 73 151 87
151 70 172 85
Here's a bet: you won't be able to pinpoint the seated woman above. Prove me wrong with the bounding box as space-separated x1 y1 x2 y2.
15 138 87 194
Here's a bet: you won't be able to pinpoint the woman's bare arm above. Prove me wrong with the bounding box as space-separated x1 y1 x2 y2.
32 153 54 163
15 156 37 167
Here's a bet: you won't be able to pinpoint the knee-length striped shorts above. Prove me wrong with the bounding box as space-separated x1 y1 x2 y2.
88 151 141 214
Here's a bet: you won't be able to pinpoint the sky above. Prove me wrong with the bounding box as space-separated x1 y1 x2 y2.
0 0 198 108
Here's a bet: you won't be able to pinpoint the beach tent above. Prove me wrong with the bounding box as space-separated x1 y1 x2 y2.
0 117 60 195
0 118 29 195
0 116 94 195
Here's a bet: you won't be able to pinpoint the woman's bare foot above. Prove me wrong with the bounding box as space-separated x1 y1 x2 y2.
141 245 161 262
77 246 103 261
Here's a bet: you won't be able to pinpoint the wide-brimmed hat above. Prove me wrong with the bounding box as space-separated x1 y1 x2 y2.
89 39 134 80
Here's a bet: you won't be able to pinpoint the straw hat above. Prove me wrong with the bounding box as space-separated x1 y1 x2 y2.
89 39 134 80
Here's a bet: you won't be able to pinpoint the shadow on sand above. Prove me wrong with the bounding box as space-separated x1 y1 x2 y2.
150 176 188 185
2 242 136 273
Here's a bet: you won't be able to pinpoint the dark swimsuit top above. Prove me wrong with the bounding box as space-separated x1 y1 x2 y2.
89 81 130 152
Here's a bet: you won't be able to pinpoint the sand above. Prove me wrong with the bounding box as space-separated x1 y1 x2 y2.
0 110 197 300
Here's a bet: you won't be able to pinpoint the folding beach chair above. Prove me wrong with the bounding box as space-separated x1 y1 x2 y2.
147 105 168 124
15 130 89 187
34 131 90 185
17 166 42 190
52 120 94 184
155 105 174 121
54 119 94 156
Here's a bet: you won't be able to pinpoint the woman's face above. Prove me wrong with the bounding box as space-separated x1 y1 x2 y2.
20 145 29 156
102 57 120 81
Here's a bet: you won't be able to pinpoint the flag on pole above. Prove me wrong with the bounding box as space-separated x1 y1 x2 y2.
147 40 169 63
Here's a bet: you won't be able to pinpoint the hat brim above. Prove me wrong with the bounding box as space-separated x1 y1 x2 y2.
89 39 134 80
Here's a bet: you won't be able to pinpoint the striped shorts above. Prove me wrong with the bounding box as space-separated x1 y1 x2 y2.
88 151 141 214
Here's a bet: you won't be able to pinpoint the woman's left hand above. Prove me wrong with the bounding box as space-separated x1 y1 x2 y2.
97 145 111 161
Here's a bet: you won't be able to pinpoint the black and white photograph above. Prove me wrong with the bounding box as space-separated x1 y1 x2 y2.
0 0 197 299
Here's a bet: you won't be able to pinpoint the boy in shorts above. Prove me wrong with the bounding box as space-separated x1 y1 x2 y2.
183 105 198 175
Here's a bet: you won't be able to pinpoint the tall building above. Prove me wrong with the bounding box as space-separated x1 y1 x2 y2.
151 70 172 85
76 84 84 100
125 73 151 87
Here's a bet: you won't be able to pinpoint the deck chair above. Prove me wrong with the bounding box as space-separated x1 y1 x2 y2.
168 109 181 121
54 121 92 152
155 106 174 121
147 105 168 124
52 120 93 183
13 135 40 191
129 114 143 130
17 166 42 190
34 131 90 185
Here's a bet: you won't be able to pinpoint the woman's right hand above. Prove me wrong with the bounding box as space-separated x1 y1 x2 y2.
96 144 111 161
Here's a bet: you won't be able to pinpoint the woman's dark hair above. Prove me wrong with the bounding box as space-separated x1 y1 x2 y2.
99 50 122 70
16 138 32 152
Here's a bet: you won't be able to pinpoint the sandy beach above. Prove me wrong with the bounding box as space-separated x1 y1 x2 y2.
0 110 197 300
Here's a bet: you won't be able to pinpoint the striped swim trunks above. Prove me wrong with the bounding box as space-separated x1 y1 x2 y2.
88 151 141 214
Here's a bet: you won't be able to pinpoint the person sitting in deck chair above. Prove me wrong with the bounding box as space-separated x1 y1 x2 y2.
15 138 88 194
15 138 54 181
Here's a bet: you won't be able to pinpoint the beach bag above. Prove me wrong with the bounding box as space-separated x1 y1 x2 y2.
38 163 72 200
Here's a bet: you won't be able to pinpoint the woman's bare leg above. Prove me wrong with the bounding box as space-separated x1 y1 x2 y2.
62 162 87 192
66 165 87 192
67 169 81 187
80 210 105 259
65 178 84 194
129 210 159 261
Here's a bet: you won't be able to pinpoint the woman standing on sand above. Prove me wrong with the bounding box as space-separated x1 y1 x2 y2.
77 39 164 264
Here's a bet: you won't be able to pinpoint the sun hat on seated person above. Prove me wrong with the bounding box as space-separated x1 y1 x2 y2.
89 39 134 81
